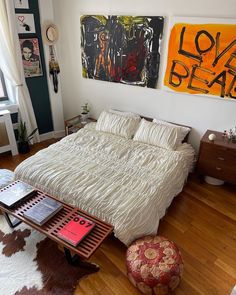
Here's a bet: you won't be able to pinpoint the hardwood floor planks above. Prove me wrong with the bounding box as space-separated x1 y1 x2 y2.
100 238 128 275
215 259 236 281
176 279 202 295
0 140 236 295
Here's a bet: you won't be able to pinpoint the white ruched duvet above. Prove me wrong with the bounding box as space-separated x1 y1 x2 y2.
14 124 195 245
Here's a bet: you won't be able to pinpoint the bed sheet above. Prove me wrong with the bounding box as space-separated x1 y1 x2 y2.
15 125 194 245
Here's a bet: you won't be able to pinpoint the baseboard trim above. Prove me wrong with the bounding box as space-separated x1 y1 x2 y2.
39 130 65 142
54 130 65 139
39 132 53 141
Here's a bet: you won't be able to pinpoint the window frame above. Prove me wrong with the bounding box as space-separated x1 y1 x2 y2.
0 69 8 102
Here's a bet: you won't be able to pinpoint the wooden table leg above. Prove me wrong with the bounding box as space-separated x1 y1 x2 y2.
64 247 99 271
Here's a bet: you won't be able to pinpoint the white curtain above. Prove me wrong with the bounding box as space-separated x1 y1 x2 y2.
0 0 39 142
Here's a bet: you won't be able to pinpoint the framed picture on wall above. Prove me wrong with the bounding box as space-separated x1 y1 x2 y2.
16 14 35 34
163 16 236 100
14 0 29 9
80 15 164 89
20 38 43 78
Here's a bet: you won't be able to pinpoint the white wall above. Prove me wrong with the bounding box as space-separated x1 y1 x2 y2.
38 0 65 138
52 0 236 150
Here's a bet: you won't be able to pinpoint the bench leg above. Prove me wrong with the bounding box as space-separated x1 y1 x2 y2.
64 247 99 271
3 212 22 228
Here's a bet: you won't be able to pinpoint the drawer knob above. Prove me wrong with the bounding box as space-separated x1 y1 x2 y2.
217 157 225 161
216 167 222 171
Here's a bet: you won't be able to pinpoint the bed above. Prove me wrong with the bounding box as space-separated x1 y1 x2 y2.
14 111 195 245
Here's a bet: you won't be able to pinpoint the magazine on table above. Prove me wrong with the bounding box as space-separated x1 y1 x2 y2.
0 181 35 208
23 196 63 225
57 215 95 246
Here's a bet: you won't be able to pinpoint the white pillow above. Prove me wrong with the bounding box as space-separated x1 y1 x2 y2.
133 119 182 150
153 118 190 146
96 110 140 139
109 109 140 119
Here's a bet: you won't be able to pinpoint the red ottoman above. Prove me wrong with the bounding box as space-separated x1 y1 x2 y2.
126 236 183 295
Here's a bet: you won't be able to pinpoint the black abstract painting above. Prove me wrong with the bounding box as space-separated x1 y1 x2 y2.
81 15 164 88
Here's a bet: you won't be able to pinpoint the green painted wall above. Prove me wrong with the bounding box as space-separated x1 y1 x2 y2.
15 0 53 134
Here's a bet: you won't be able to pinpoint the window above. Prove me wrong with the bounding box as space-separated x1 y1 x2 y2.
0 69 8 102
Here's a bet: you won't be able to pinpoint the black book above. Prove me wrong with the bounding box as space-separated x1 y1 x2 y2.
23 197 63 225
0 181 35 208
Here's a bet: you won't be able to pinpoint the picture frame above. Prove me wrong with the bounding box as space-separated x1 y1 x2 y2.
16 14 35 34
162 16 236 100
19 38 43 78
14 0 29 9
80 15 164 89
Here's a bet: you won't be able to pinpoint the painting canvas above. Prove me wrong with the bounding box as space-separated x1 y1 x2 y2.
81 15 164 88
16 14 35 34
20 38 43 78
163 17 236 99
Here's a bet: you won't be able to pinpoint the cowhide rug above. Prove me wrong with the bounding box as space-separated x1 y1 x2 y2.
0 215 95 295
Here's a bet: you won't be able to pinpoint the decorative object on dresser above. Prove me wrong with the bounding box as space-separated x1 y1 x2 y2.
208 133 216 141
81 103 90 123
223 127 236 142
197 130 236 185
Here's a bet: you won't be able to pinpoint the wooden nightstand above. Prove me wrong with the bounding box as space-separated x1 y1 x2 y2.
64 115 96 136
197 130 236 184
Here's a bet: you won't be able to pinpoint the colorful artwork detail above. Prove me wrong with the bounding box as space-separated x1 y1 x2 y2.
164 20 236 99
81 15 164 88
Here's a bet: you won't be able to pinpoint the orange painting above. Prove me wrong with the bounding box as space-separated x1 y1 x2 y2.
164 22 236 99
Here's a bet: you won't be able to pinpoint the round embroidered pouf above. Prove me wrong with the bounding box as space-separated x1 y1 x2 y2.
126 236 183 295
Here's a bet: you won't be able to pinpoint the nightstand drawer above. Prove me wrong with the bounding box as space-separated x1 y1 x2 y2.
198 161 236 183
200 144 236 165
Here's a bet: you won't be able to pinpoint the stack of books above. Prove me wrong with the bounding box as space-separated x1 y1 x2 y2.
23 197 63 225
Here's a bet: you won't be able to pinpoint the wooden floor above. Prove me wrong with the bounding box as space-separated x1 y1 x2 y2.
0 140 236 295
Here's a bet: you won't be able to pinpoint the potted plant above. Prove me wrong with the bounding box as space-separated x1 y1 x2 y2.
18 121 38 154
81 103 90 123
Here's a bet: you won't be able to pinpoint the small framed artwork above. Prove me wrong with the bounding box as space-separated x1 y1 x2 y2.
16 14 35 34
20 38 43 78
14 0 29 9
